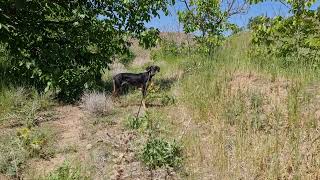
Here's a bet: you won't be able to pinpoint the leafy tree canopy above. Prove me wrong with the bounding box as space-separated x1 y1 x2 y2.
177 0 248 53
249 0 320 67
0 0 174 102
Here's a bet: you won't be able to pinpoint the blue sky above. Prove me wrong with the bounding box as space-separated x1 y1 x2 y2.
146 0 320 32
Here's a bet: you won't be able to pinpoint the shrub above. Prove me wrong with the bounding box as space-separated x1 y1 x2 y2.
0 134 28 177
141 138 182 169
81 91 113 116
119 50 136 66
0 127 54 177
249 10 320 68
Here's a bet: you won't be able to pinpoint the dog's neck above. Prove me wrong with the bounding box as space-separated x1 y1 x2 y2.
145 71 154 80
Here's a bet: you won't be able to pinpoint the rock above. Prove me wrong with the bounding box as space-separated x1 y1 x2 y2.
86 144 93 150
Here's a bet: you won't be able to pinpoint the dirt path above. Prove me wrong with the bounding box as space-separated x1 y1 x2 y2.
23 103 177 179
25 105 90 178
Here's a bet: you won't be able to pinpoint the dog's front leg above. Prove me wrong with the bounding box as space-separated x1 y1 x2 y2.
142 99 146 109
142 85 147 109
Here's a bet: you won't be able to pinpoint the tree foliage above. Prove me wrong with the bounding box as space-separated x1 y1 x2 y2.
0 0 173 102
249 0 320 67
178 0 247 53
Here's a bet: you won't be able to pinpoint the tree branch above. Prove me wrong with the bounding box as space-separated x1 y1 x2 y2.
180 0 190 11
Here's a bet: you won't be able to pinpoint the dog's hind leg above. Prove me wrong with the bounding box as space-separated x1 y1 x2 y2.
112 79 122 104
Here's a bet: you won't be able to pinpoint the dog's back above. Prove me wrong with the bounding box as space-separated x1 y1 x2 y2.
112 65 160 97
113 72 146 87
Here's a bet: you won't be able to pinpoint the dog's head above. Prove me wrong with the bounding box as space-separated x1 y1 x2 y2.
146 65 160 76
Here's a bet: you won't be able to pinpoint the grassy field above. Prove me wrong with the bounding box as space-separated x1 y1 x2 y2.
1 32 320 179
150 32 320 179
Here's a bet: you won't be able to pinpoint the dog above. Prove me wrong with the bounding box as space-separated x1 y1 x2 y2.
112 65 160 108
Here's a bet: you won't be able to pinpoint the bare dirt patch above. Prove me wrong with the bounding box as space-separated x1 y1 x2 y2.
86 104 180 180
24 105 89 178
229 71 291 114
23 102 180 179
230 72 290 101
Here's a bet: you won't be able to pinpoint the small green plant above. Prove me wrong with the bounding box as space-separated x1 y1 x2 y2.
160 94 176 106
146 93 175 106
250 92 263 110
146 83 176 106
141 138 182 169
0 134 28 177
16 127 55 159
248 92 269 131
46 161 88 180
125 113 149 130
223 93 245 126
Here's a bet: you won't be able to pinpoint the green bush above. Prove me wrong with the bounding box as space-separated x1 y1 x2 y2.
152 39 189 61
249 11 320 68
119 50 136 66
141 138 182 169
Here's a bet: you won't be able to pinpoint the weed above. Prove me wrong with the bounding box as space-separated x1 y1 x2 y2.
125 113 149 130
61 145 78 154
0 133 27 177
146 83 176 106
18 127 56 159
249 92 263 111
141 138 182 169
92 116 115 126
223 93 245 126
0 126 55 177
45 161 89 180
248 92 269 131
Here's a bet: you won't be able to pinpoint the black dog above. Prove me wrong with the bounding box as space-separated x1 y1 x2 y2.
112 65 160 107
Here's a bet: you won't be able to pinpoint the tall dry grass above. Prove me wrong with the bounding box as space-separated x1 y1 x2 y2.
154 32 320 179
81 91 114 116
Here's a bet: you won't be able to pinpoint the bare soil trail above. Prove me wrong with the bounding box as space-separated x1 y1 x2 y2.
24 105 90 178
24 101 177 179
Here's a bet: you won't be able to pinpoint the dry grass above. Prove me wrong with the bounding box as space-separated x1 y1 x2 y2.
110 62 127 76
148 33 320 179
81 92 114 116
183 72 320 179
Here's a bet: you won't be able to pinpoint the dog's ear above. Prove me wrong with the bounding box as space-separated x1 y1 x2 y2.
156 66 160 72
145 66 152 72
